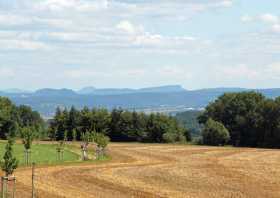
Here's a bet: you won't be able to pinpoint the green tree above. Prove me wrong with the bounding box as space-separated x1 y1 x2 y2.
202 119 230 146
0 97 18 139
16 105 46 138
0 97 45 139
49 107 69 140
162 118 187 143
82 131 92 144
81 131 92 161
109 108 123 141
94 133 109 148
146 113 163 142
66 106 80 140
21 127 35 165
21 127 35 150
198 92 265 146
1 138 18 176
72 129 77 141
80 107 92 133
92 108 111 133
64 130 68 141
256 98 280 147
47 106 190 144
162 132 177 143
175 110 202 138
130 111 146 141
93 132 110 158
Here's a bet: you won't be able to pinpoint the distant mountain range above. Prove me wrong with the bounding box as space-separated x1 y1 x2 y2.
77 85 186 95
1 85 185 96
1 85 280 118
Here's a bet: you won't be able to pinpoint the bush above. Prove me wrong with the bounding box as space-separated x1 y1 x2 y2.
163 132 186 143
93 133 110 149
92 132 110 159
163 133 177 143
202 119 230 146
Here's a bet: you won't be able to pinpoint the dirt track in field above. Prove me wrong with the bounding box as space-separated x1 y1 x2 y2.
13 143 280 198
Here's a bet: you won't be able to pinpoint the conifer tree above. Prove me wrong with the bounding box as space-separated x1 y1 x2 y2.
1 138 18 176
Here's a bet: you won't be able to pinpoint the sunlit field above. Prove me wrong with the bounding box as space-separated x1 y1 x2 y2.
10 143 280 198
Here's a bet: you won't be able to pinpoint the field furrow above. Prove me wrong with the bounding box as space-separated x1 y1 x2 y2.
13 144 280 198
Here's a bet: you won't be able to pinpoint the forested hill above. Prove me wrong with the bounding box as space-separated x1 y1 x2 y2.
1 86 280 117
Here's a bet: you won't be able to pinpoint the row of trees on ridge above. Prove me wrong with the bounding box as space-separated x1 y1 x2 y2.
48 107 191 143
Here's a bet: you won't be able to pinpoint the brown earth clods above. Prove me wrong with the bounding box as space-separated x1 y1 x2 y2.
10 143 280 198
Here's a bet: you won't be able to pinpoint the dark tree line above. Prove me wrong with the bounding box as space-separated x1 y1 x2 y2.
175 110 202 138
198 92 280 148
0 97 45 139
48 107 191 143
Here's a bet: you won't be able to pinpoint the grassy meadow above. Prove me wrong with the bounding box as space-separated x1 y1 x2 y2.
0 141 80 165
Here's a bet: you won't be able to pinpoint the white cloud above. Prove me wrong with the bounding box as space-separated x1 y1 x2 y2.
116 20 143 34
133 33 196 47
157 66 193 79
215 62 280 83
133 33 163 45
115 20 197 48
241 15 254 23
47 32 93 42
64 69 97 78
241 13 280 34
0 1 203 52
216 0 233 8
37 18 74 29
32 0 109 12
0 31 50 50
241 13 279 24
0 67 15 78
259 13 279 24
34 0 79 11
265 62 280 79
1 0 280 90
0 14 32 26
220 64 259 79
76 0 108 12
272 24 280 33
0 39 50 50
64 68 147 79
63 65 193 81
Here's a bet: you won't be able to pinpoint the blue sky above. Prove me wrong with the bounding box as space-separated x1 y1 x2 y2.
0 0 279 90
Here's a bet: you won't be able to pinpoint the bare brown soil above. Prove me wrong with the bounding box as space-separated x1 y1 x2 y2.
11 143 280 198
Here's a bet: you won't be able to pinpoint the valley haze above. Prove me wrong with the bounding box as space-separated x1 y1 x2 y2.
1 85 280 118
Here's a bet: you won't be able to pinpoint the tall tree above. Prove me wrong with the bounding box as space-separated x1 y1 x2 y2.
1 138 18 176
109 108 123 141
49 107 68 140
67 106 80 140
0 97 18 139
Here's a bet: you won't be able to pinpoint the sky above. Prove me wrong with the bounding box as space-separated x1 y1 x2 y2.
0 0 280 90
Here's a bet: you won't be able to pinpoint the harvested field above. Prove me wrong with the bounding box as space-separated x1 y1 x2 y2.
13 143 280 198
